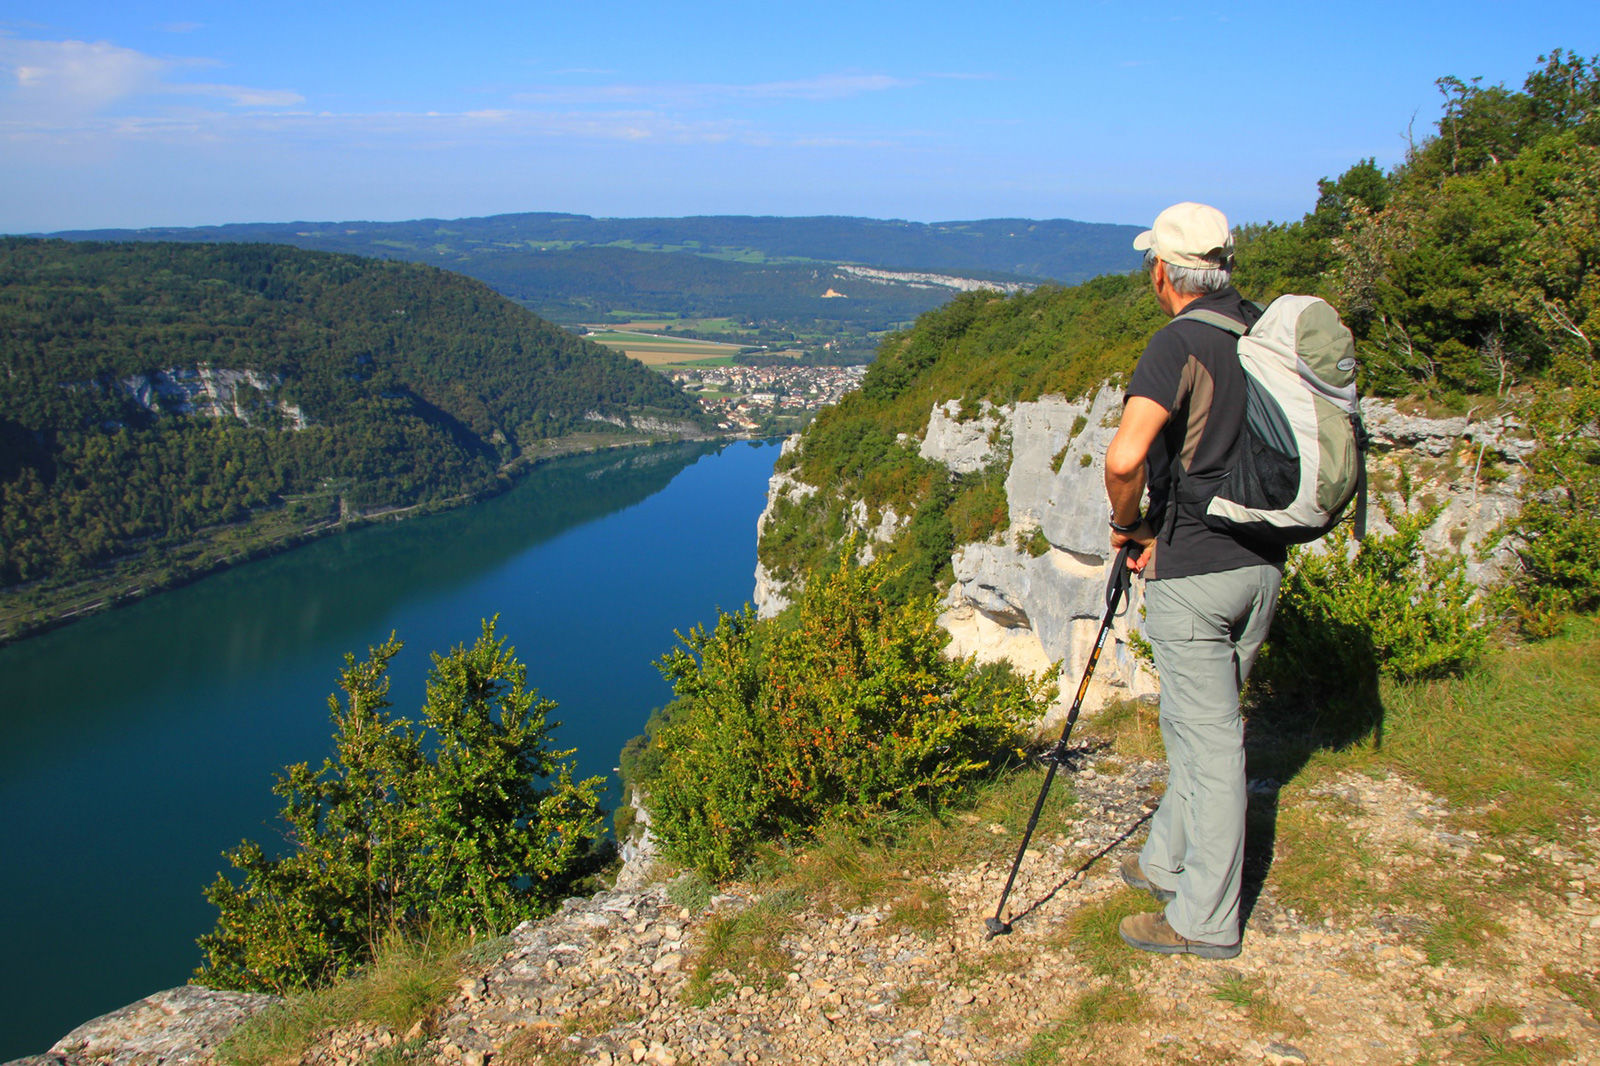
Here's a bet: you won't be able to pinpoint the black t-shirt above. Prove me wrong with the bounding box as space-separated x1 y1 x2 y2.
1125 286 1287 580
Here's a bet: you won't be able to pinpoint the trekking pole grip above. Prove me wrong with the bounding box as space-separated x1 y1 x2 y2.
1106 541 1137 609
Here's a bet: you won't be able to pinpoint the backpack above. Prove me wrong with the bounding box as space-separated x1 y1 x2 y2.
1167 294 1368 546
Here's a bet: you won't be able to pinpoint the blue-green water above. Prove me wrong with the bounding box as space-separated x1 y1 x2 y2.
0 439 780 1059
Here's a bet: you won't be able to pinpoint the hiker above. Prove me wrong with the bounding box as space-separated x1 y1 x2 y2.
1103 202 1285 960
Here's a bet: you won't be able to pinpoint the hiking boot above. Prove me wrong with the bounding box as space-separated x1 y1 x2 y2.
1118 911 1241 959
1119 856 1176 903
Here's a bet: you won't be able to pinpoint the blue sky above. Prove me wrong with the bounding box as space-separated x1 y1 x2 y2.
0 1 1593 233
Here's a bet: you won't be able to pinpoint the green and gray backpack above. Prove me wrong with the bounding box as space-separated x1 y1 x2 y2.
1170 294 1368 546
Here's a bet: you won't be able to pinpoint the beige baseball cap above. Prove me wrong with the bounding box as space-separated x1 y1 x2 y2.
1133 202 1234 270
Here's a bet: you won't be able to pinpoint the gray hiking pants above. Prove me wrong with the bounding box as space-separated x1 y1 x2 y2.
1138 564 1282 946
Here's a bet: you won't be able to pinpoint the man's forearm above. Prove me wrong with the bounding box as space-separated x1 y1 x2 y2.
1106 463 1147 525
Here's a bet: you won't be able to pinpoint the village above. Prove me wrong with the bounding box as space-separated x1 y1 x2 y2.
666 362 868 433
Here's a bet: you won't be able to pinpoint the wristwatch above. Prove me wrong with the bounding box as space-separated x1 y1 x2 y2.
1109 512 1144 534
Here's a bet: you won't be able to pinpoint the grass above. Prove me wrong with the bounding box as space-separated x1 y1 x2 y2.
1266 800 1378 922
1417 904 1508 966
1423 1002 1572 1065
1544 966 1600 1024
887 880 953 937
1208 974 1308 1036
495 997 646 1061
681 889 802 1006
1237 615 1600 963
1082 698 1164 762
1062 888 1154 977
217 930 466 1066
666 870 715 912
1372 615 1600 840
1015 983 1146 1064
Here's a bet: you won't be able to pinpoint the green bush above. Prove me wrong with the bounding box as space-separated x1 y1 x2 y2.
947 462 1010 546
195 619 605 993
1500 356 1600 635
647 553 1049 880
1259 501 1488 704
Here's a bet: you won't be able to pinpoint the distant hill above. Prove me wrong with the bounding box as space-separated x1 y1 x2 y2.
0 237 709 631
43 213 1146 338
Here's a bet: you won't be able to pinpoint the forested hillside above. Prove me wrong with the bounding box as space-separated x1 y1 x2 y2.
45 214 1144 345
0 239 708 633
759 50 1600 628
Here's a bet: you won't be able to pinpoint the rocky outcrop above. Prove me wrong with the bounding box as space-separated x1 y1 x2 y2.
933 388 1159 720
752 436 812 618
917 399 1007 475
112 367 307 428
581 412 703 436
616 788 661 892
1357 397 1530 587
11 986 278 1066
757 386 1532 724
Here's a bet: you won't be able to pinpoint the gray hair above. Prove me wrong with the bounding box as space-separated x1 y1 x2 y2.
1143 249 1233 295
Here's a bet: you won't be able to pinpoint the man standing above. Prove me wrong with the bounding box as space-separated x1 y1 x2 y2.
1104 202 1284 959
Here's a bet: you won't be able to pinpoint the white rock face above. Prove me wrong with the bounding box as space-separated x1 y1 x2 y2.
581 411 701 435
615 788 659 892
919 399 1008 474
1356 398 1528 587
752 435 810 618
930 389 1158 722
114 367 307 428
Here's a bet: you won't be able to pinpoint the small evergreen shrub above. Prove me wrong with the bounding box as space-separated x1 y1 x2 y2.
1259 501 1487 706
647 553 1048 880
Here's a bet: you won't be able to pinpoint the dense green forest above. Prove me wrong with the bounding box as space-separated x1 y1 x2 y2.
758 51 1600 625
0 239 709 629
45 214 1144 346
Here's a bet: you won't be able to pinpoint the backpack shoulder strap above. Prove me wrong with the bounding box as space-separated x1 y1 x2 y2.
1173 307 1252 337
1159 304 1255 543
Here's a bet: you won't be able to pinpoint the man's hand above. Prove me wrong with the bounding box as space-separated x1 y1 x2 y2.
1111 523 1156 572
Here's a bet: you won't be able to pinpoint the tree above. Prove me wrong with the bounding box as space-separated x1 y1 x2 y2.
647 552 1049 880
195 619 605 993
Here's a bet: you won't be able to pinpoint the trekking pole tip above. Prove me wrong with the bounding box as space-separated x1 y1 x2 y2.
984 916 1012 937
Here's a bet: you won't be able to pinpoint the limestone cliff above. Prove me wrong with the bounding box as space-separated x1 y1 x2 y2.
754 386 1530 724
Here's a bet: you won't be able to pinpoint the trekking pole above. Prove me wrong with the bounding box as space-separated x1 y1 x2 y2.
984 541 1139 937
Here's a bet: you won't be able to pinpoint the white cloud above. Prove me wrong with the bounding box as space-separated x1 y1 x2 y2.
1 36 169 115
0 33 301 123
0 35 920 165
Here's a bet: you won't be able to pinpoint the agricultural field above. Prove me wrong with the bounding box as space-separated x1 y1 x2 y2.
583 326 751 367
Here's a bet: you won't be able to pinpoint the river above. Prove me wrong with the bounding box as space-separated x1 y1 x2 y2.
0 438 781 1060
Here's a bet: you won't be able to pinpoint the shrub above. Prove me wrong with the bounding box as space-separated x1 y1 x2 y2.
647 553 1049 880
195 619 605 993
1259 501 1487 706
1500 356 1600 635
